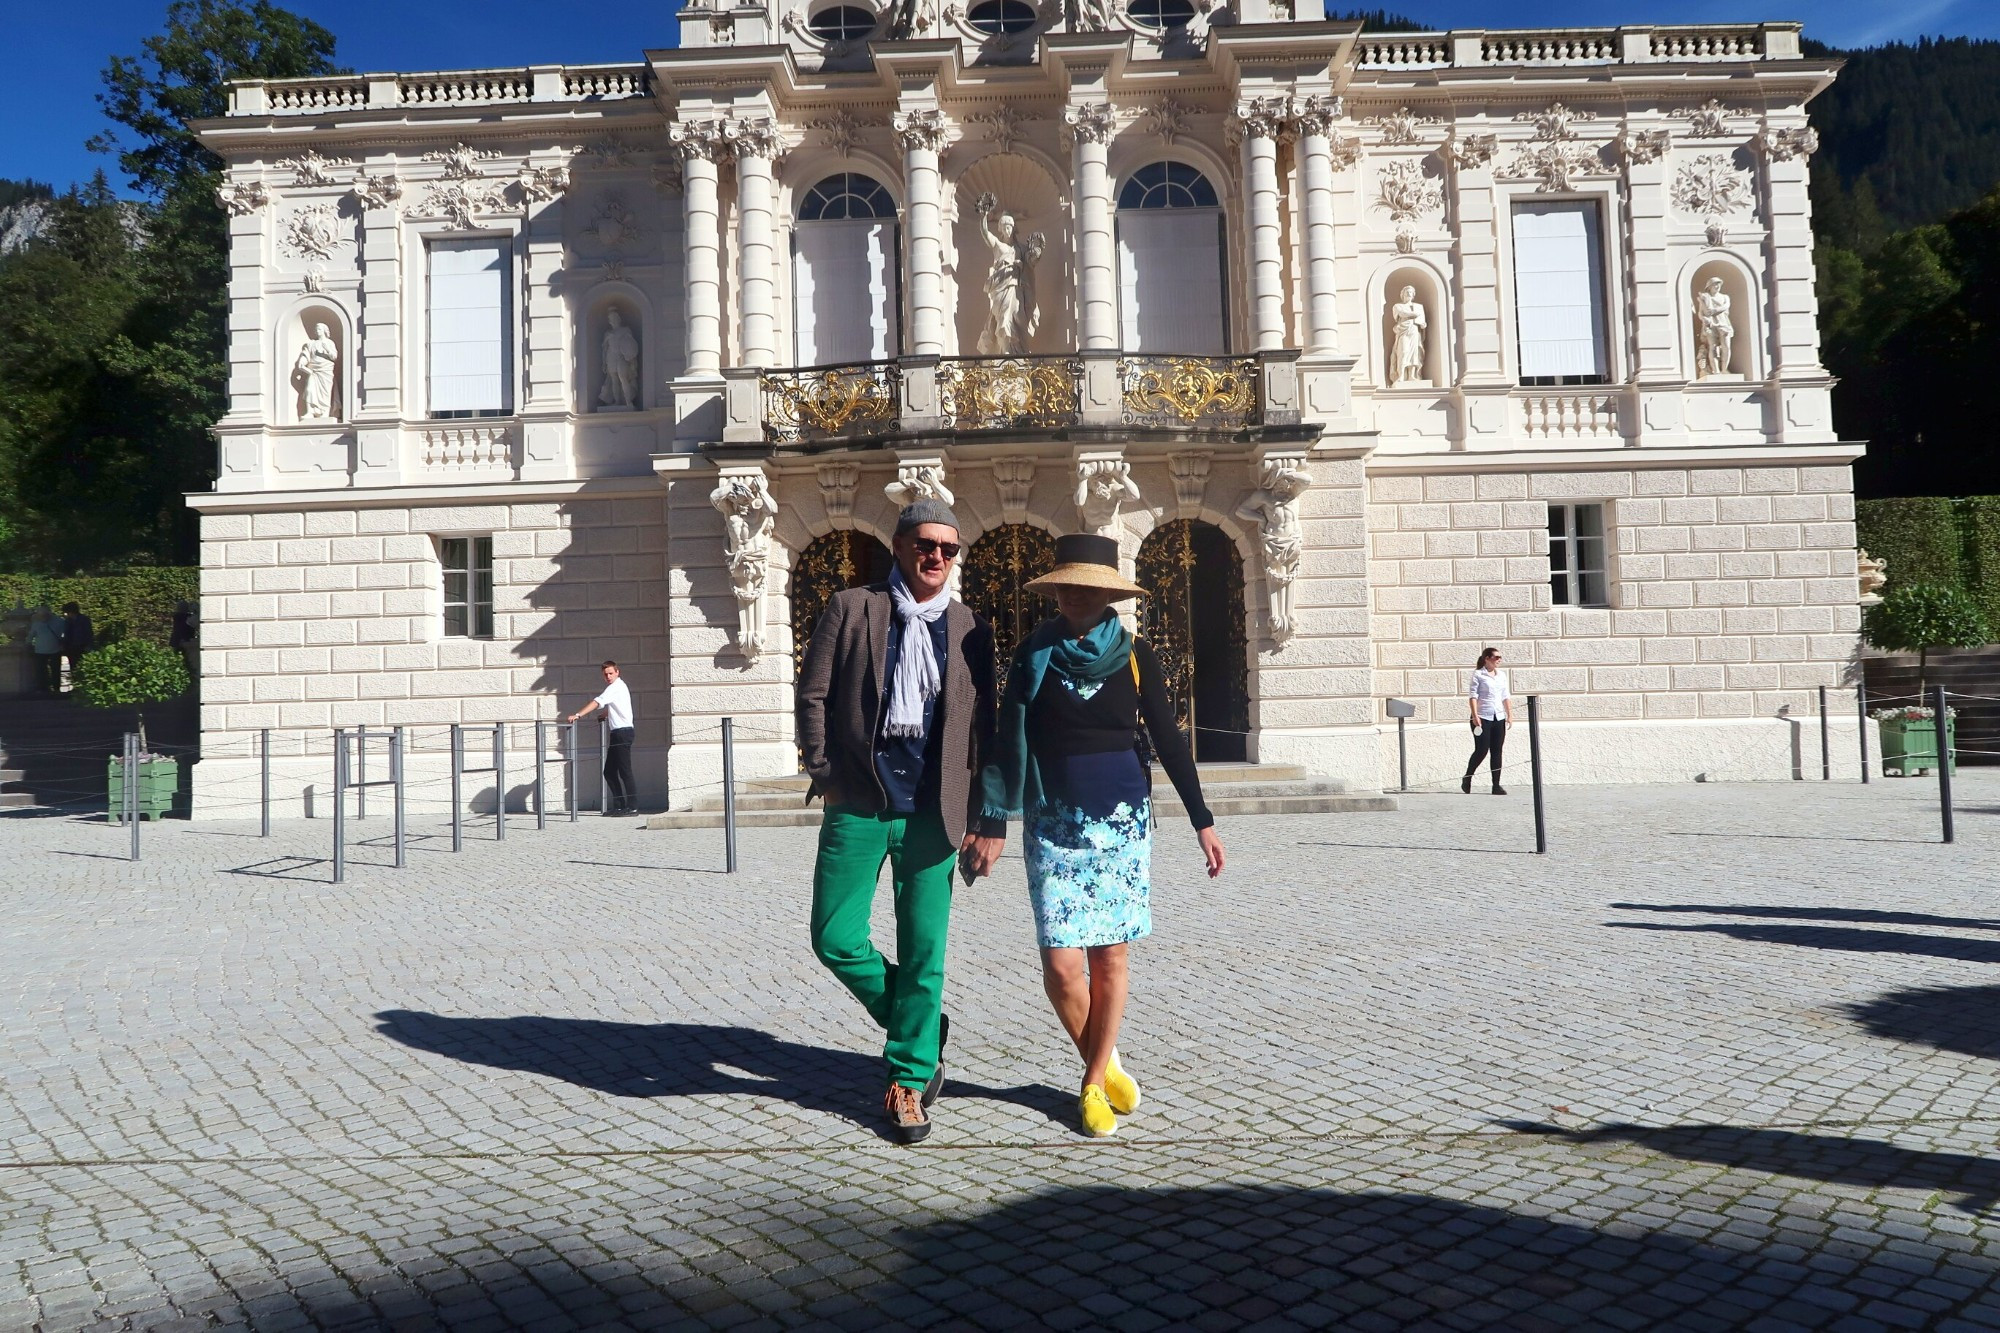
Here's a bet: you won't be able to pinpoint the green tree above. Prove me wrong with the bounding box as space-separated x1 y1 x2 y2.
72 638 191 751
1862 582 1991 697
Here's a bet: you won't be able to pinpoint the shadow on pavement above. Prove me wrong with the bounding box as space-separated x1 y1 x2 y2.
1660 829 1937 845
1604 920 2000 964
1499 1120 2000 1215
1843 983 2000 1062
373 1010 1072 1134
1611 902 2000 932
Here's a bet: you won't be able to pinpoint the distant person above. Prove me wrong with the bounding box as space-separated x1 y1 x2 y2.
169 601 198 679
59 602 93 694
565 661 637 816
28 606 64 694
1463 646 1513 796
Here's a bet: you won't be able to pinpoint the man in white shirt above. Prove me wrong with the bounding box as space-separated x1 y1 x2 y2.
567 660 637 816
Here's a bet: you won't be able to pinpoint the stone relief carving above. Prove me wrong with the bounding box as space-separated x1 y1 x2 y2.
583 137 642 167
1141 97 1197 146
651 162 685 195
710 470 780 660
1293 94 1342 137
1231 95 1294 142
1693 276 1735 380
1075 458 1141 537
351 171 404 212
279 149 351 187
219 180 270 217
1060 102 1117 146
1762 125 1820 162
1857 550 1887 605
994 457 1037 520
1620 129 1672 165
414 181 506 230
1447 133 1496 170
1169 451 1211 519
808 109 879 156
279 204 345 261
598 309 640 410
1389 285 1429 386
1234 456 1312 643
885 461 955 508
974 192 1045 356
1672 155 1755 224
582 197 645 252
1520 102 1596 141
601 260 627 284
517 164 571 204
291 320 341 421
1502 102 1607 192
1366 106 1442 145
892 108 950 153
668 118 732 163
969 105 1030 154
709 13 735 44
816 460 860 519
1374 159 1444 253
1071 0 1113 29
424 142 500 180
301 267 326 294
724 117 783 160
1676 98 1735 138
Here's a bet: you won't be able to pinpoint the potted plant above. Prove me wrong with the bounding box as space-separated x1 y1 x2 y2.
1862 582 1989 776
73 639 190 820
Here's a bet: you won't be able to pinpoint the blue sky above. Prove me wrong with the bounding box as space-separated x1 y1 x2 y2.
7 0 1998 195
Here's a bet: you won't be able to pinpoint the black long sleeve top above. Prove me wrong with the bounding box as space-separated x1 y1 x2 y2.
1026 638 1214 830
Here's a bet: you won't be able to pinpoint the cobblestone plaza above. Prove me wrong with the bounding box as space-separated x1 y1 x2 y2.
6 776 2000 1330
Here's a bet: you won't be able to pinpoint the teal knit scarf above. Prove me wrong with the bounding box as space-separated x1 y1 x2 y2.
979 611 1132 823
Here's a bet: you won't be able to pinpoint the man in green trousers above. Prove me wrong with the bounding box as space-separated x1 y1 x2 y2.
795 499 999 1143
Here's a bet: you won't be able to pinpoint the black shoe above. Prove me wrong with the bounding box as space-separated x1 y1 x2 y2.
1491 785 1507 796
922 1013 950 1108
1461 774 1472 794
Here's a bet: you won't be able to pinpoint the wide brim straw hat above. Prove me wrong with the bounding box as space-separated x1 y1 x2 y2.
1024 533 1147 599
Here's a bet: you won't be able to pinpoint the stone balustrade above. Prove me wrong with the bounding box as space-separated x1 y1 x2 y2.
1355 23 1796 70
233 64 652 115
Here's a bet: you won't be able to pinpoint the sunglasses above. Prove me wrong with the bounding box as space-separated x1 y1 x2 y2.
909 537 961 560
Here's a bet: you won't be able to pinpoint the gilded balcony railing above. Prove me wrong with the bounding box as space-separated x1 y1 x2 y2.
937 355 1081 431
760 362 901 444
1117 356 1261 430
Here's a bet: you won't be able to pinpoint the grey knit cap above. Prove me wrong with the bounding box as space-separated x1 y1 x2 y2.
894 498 960 535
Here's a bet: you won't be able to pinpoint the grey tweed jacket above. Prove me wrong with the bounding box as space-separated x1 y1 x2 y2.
794 583 996 846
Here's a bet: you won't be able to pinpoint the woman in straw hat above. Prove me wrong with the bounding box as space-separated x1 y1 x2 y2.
968 533 1225 1137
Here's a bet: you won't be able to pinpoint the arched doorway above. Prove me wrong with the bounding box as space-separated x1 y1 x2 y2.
1135 519 1249 762
961 523 1057 686
789 529 893 683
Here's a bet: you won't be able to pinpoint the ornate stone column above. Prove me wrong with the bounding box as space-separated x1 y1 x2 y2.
1760 123 1824 377
517 162 572 410
1235 97 1291 353
1064 103 1119 351
351 167 404 419
1293 96 1342 356
216 176 272 491
670 119 729 377
894 108 949 356
729 118 782 368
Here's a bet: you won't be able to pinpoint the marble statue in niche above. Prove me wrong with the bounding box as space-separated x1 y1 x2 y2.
1694 276 1735 379
974 191 1045 356
599 309 640 410
292 321 340 421
1389 284 1429 387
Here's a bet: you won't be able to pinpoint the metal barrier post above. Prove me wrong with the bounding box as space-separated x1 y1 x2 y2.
126 733 140 860
1819 684 1831 781
333 728 347 884
566 721 579 823
1857 680 1871 784
494 724 507 842
356 723 367 820
535 720 548 831
392 726 406 869
722 716 738 874
450 723 463 853
1527 696 1547 856
1935 684 1954 845
260 728 271 837
1397 715 1408 793
599 716 610 814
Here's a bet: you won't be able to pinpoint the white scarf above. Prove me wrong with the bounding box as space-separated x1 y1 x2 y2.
884 568 950 738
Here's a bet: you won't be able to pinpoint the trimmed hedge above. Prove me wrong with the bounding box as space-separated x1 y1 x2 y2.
1856 496 1962 591
1959 495 2000 637
0 568 198 647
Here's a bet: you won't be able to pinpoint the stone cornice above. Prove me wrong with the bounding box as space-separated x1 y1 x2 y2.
1365 441 1864 475
185 475 666 512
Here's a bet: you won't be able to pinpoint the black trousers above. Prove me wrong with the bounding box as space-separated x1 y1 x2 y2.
605 727 636 809
1465 718 1507 780
36 653 62 693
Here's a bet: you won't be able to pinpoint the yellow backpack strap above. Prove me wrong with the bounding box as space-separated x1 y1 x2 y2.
1130 648 1141 690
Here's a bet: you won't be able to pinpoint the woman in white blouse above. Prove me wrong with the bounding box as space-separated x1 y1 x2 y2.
1463 646 1514 795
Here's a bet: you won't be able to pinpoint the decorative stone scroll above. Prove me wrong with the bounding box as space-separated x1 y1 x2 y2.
993 457 1036 521
1761 126 1820 162
669 117 732 163
808 109 880 156
1446 134 1496 170
710 468 780 660
517 164 571 204
969 105 1030 154
885 461 954 509
424 142 500 180
816 460 860 519
1141 98 1197 146
279 149 351 187
891 108 950 153
1234 455 1312 643
1231 95 1294 143
1169 452 1211 519
351 171 404 212
413 180 506 230
1620 129 1672 165
1075 456 1141 538
1676 98 1735 138
724 116 783 161
1060 102 1117 146
219 180 270 217
1366 106 1442 145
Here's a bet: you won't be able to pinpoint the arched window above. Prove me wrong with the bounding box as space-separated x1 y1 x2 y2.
798 173 897 222
793 174 900 366
1127 0 1196 29
1117 161 1220 211
966 0 1038 33
1115 163 1227 355
808 4 877 40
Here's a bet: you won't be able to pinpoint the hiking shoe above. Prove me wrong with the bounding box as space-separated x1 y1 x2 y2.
921 1013 950 1109
885 1084 931 1144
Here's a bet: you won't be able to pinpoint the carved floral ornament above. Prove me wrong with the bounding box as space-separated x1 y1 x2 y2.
1501 104 1610 192
279 204 346 261
807 109 882 157
1141 97 1198 146
278 149 351 187
219 179 270 216
351 171 403 211
1447 134 1497 170
892 108 950 153
725 116 784 161
1620 129 1673 165
582 196 645 251
969 104 1031 154
1762 125 1821 162
1061 102 1118 147
1374 159 1444 253
1365 105 1442 145
1675 98 1735 138
668 118 733 164
424 142 500 180
1671 154 1755 221
413 181 508 231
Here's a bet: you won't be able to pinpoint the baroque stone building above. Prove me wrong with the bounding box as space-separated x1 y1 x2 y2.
190 6 1861 812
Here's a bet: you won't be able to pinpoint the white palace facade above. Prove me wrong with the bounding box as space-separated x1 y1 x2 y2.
189 4 1864 812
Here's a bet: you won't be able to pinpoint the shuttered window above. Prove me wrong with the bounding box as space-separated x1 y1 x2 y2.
792 220 899 366
1511 201 1609 385
427 239 511 417
1116 164 1226 355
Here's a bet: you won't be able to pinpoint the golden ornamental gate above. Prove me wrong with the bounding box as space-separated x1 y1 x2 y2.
960 523 1057 687
789 529 893 681
1135 519 1249 763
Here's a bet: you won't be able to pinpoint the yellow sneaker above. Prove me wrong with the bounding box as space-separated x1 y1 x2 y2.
1079 1084 1118 1138
1104 1052 1142 1115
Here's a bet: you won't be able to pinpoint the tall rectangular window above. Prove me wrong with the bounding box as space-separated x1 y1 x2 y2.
1512 201 1608 385
1116 211 1228 354
1548 504 1608 607
428 239 511 417
440 536 494 638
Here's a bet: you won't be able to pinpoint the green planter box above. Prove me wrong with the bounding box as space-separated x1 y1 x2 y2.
1878 716 1957 777
108 756 178 822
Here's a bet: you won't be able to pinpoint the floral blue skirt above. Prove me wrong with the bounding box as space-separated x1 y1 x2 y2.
1025 748 1152 950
